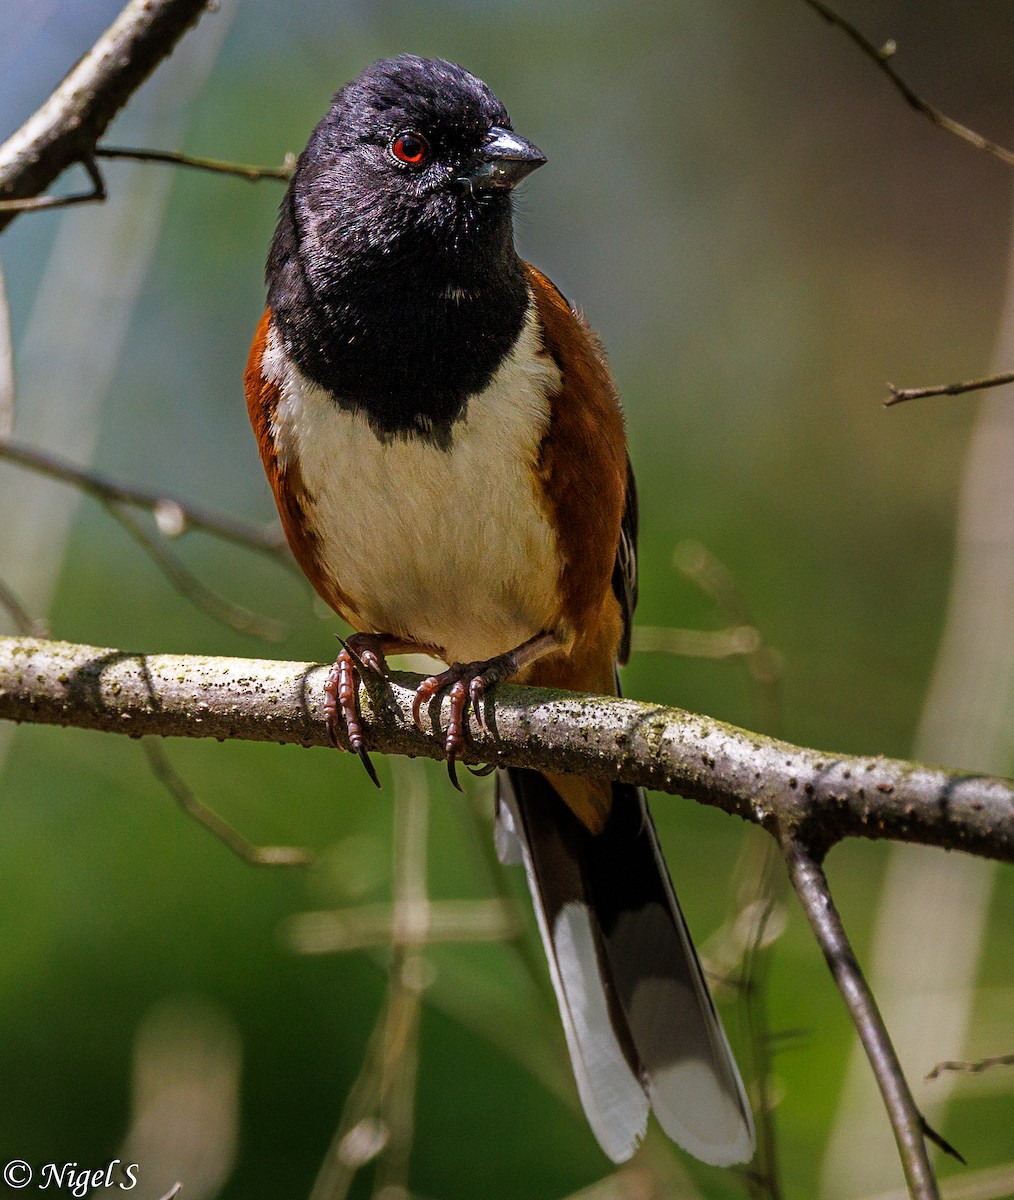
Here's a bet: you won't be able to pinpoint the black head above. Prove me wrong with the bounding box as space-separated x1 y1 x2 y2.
267 55 547 444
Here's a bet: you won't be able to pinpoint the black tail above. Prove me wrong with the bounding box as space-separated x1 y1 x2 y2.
496 767 755 1165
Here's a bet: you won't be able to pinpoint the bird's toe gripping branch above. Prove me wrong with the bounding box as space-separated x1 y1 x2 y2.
412 632 558 790
323 633 392 788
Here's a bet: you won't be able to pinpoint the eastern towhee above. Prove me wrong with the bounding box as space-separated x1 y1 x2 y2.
245 54 754 1166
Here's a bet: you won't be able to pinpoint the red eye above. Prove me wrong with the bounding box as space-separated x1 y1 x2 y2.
390 131 429 165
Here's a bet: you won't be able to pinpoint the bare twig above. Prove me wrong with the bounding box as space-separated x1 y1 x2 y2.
675 540 784 732
105 502 287 641
801 0 1014 169
675 544 787 1198
2 636 1012 865
308 759 432 1200
370 758 430 1199
0 156 106 214
453 783 559 1013
286 898 519 954
309 1009 390 1200
141 738 312 867
732 848 787 1200
862 1161 1014 1200
885 371 1014 406
0 0 212 233
96 144 294 182
156 1186 182 1200
0 440 292 565
0 260 14 438
926 1053 1014 1082
0 578 46 637
781 836 939 1200
632 624 761 659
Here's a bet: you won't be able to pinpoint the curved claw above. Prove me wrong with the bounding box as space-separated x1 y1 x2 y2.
336 634 364 668
325 634 393 787
412 651 523 785
446 755 464 792
469 677 486 730
357 745 382 789
412 680 437 730
466 761 497 778
338 635 389 682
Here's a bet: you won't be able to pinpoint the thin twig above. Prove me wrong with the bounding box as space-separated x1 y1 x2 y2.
309 1007 390 1200
885 371 1014 405
285 898 519 954
781 836 939 1200
3 637 1012 866
0 156 106 214
371 758 430 1200
0 259 14 438
675 540 784 733
734 851 787 1200
453 783 559 1013
675 543 786 1197
141 738 313 867
96 144 294 182
801 0 1014 169
0 0 212 232
861 1161 1014 1200
632 624 761 659
307 760 432 1200
0 439 293 565
156 1185 183 1200
0 577 46 637
105 502 287 641
926 1053 1014 1081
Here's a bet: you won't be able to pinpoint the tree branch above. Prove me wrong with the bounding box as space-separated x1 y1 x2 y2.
885 371 1014 405
0 0 212 233
95 144 294 183
104 502 288 641
782 837 939 1199
5 638 1005 1197
0 261 14 438
2 636 1011 866
0 578 46 637
140 738 312 867
800 0 1014 169
0 440 291 565
926 1053 1014 1082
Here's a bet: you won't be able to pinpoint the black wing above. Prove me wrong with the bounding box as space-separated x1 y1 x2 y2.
611 455 638 665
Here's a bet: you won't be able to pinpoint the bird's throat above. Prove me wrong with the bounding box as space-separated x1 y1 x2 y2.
274 251 531 447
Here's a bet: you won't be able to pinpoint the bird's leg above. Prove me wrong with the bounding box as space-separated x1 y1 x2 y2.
412 631 559 790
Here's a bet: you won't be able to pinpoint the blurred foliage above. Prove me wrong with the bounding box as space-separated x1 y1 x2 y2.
1 1 1013 1198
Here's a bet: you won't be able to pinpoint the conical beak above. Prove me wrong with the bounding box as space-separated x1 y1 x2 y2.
456 125 547 191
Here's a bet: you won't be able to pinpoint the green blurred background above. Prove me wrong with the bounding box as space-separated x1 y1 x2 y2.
1 1 1012 1197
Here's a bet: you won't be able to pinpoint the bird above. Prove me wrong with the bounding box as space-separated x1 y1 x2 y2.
244 53 755 1167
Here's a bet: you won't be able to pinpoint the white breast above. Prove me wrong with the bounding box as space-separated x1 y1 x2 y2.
262 304 564 664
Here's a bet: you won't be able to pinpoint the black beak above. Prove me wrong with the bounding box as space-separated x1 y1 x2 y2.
457 125 547 191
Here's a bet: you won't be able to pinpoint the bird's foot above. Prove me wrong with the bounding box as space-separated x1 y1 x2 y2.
323 633 391 788
411 649 520 791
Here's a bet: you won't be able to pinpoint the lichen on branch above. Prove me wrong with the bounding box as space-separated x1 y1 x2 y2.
1 635 1011 867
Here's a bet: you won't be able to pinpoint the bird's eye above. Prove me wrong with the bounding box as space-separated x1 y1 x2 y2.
390 131 429 165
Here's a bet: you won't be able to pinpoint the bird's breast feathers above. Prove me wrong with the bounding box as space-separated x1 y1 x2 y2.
259 301 565 663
